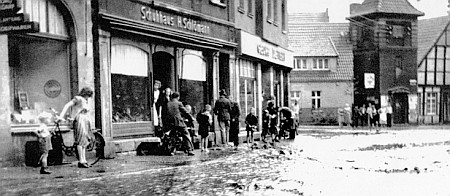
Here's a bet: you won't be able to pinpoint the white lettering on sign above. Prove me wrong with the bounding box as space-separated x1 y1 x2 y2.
0 0 13 3
140 6 210 35
0 3 14 10
0 24 32 31
0 15 23 23
257 44 286 62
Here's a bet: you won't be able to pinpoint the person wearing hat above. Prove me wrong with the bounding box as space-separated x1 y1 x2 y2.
213 89 232 147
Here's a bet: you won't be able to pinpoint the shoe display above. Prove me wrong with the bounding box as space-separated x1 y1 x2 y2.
187 152 195 156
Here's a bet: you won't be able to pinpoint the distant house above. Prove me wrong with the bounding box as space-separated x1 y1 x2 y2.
288 14 354 124
417 16 450 124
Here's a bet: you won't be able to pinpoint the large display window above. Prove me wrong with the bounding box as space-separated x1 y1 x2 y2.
9 0 71 125
111 45 150 123
238 59 257 127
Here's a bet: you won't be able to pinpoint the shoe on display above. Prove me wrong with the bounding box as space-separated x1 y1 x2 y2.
40 169 51 174
187 152 195 156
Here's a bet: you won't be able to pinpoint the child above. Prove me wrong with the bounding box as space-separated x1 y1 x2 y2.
197 105 212 153
184 105 196 140
245 107 258 145
34 112 53 174
262 109 270 143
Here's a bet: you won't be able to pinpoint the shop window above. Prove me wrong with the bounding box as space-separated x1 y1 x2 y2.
10 0 70 125
111 45 150 123
179 49 207 116
22 0 68 37
312 59 329 70
294 58 307 70
239 60 257 127
425 92 438 115
312 91 321 109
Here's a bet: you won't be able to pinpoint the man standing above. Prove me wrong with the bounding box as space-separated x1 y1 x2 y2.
229 99 240 150
214 89 232 147
166 92 194 156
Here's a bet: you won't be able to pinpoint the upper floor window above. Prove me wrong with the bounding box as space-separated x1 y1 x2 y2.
294 58 307 70
248 0 253 17
239 59 256 78
267 0 272 22
273 0 278 25
21 0 68 37
281 0 286 31
312 59 329 70
291 91 301 101
238 0 245 13
386 22 411 46
210 0 227 8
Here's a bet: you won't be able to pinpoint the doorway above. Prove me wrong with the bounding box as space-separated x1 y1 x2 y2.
153 52 175 90
443 92 450 124
392 93 408 124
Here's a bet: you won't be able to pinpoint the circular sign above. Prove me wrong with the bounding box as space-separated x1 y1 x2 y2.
44 80 62 98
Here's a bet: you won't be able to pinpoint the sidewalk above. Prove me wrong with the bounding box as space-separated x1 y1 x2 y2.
297 124 450 132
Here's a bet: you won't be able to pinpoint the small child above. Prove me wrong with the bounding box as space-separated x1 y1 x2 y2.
197 105 212 153
245 107 258 145
34 112 53 174
262 109 270 143
184 105 196 139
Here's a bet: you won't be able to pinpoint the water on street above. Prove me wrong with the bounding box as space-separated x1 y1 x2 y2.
2 127 450 196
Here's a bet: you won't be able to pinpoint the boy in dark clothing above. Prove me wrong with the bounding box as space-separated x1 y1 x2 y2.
262 109 270 143
267 101 279 142
197 105 212 153
245 107 258 145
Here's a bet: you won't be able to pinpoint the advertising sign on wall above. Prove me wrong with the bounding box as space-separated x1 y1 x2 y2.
364 73 375 89
0 0 39 34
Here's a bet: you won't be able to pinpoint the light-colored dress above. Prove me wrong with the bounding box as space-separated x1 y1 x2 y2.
379 107 387 125
71 96 91 147
153 90 160 126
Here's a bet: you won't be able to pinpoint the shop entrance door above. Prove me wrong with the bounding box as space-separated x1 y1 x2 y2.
392 93 408 124
443 92 450 124
153 52 175 90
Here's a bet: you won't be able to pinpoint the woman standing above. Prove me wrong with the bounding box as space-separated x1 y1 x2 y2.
153 80 162 136
57 87 93 168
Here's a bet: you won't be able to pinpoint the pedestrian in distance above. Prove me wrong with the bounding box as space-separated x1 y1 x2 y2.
386 102 393 127
229 99 241 150
379 106 387 129
344 103 352 127
267 101 279 142
261 109 270 143
57 87 94 168
166 92 195 156
34 112 53 174
366 103 374 131
183 104 196 142
352 105 360 129
213 89 232 147
153 80 162 137
360 104 367 128
197 105 212 153
245 107 258 145
157 87 172 132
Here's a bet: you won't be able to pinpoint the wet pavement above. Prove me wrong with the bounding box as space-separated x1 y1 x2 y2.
2 126 450 196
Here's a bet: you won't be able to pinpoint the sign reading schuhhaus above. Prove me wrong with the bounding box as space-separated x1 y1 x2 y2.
0 0 39 34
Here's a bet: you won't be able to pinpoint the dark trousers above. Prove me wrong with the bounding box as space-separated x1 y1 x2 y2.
229 119 240 147
387 114 392 127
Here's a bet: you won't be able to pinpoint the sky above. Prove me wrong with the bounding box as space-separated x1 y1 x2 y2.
287 0 449 22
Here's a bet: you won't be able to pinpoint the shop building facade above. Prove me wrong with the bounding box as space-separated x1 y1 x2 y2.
233 0 292 131
0 0 94 166
93 0 236 155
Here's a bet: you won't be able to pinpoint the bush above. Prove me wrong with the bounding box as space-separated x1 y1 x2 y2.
311 110 338 125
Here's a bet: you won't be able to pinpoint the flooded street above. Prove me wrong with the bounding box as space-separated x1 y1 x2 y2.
2 127 450 196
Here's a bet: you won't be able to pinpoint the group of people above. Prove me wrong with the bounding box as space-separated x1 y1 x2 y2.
341 102 393 131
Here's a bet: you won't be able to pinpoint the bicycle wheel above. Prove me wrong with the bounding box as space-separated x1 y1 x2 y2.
87 132 105 166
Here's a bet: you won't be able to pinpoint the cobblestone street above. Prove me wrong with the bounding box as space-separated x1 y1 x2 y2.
2 126 450 196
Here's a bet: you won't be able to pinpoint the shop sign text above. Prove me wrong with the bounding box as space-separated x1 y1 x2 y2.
257 44 286 62
0 0 39 34
140 6 210 35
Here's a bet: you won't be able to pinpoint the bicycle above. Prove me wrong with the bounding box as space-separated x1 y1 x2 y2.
48 109 105 166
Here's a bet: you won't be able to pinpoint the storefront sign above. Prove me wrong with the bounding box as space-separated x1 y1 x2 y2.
0 0 21 14
364 73 375 89
240 31 293 68
0 21 39 33
0 13 27 23
140 6 210 35
0 0 39 34
44 80 62 98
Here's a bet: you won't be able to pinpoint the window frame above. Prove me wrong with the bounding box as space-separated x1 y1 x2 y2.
425 92 438 115
238 0 245 13
312 58 329 70
247 0 253 17
266 0 273 23
312 91 321 109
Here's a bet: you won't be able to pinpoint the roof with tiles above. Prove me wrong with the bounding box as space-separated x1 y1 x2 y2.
417 16 450 64
288 11 330 23
288 22 354 82
349 0 424 17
